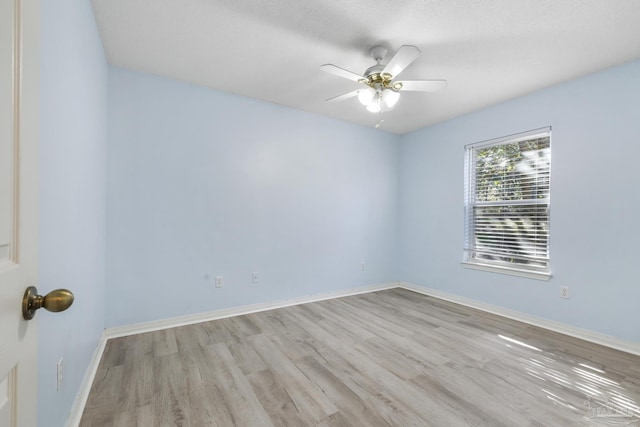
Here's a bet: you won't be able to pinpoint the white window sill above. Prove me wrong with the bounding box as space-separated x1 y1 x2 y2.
461 261 551 281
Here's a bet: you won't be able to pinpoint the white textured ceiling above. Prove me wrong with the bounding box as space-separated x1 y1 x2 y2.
90 0 640 134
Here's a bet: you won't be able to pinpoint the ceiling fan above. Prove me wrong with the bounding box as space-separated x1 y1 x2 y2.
321 45 446 113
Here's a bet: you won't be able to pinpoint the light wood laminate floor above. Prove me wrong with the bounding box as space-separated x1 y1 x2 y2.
80 289 640 426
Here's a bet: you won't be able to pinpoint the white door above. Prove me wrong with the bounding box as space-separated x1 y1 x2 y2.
0 0 39 426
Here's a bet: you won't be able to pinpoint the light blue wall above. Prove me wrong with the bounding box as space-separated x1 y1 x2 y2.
106 67 400 327
39 0 108 425
398 60 640 342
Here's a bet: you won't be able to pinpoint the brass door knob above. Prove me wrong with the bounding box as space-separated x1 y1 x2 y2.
22 286 74 320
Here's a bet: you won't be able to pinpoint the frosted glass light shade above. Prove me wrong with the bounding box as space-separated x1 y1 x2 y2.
382 89 400 108
357 87 375 105
366 99 381 113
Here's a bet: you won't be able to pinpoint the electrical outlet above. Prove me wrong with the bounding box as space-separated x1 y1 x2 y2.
215 275 224 288
56 358 63 391
560 286 570 299
252 272 260 284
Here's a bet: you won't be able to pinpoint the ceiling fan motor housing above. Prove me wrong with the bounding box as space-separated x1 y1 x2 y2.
364 64 385 78
364 46 396 89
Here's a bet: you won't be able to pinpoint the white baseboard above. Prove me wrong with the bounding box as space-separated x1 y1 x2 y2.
65 331 108 427
105 282 398 339
66 282 395 426
68 280 640 426
398 281 640 357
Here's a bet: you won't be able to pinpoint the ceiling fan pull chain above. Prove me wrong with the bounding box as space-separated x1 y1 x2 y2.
375 112 384 129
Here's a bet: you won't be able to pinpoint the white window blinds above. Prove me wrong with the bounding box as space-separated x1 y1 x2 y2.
463 127 551 280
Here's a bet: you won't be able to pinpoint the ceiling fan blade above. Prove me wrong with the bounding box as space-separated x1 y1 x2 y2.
321 64 365 83
326 90 360 103
395 80 447 92
382 45 421 78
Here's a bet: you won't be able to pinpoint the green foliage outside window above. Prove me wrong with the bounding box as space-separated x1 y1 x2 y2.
465 134 550 272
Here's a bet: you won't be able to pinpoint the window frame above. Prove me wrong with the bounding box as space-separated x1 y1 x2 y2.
462 127 552 281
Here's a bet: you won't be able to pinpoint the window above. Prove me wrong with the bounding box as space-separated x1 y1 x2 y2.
463 127 551 280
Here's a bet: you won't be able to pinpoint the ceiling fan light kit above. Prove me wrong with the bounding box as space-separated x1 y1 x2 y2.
321 44 447 118
362 87 400 113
